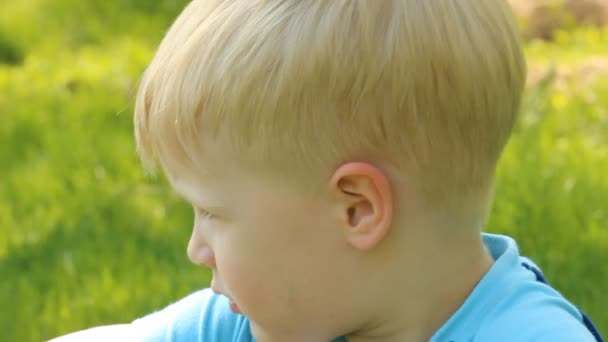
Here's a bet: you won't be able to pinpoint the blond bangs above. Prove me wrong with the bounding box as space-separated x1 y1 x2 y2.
134 0 526 204
134 0 226 177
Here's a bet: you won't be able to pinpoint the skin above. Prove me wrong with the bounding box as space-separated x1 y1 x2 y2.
166 141 495 342
171 160 382 341
51 140 495 342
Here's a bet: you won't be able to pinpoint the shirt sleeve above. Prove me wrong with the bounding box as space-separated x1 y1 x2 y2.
131 288 254 342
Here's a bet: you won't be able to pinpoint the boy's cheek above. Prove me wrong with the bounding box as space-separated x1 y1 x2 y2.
227 265 295 323
220 256 274 304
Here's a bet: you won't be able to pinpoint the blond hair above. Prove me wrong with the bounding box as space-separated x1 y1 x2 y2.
135 0 526 207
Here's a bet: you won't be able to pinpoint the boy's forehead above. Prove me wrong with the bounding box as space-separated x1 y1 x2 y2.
165 162 217 191
167 166 213 187
160 143 227 184
168 173 217 205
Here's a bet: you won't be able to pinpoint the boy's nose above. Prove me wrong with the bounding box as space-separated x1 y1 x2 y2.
187 229 216 268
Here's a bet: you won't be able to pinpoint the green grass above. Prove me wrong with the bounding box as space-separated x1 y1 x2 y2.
1 2 606 340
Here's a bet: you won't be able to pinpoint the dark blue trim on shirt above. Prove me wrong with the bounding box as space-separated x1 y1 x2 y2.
521 262 604 342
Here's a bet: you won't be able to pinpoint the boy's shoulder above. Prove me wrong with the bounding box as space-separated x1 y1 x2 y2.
474 290 596 342
132 288 253 342
431 233 599 342
474 266 596 341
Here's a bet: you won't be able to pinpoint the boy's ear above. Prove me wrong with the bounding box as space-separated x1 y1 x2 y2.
330 162 393 251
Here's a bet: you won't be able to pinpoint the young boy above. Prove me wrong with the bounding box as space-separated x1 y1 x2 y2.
52 0 603 341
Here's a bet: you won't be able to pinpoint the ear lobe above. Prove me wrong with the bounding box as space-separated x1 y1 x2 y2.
331 162 393 251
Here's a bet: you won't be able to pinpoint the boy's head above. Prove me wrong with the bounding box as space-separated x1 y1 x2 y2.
135 0 526 340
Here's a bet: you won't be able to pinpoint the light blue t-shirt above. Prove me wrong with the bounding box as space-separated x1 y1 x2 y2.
132 234 603 341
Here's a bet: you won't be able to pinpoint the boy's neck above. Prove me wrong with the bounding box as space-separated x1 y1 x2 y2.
345 228 494 342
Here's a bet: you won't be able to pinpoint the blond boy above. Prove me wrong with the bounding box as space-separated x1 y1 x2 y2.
52 0 603 341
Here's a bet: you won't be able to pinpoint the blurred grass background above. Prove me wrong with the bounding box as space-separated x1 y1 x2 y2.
0 0 606 340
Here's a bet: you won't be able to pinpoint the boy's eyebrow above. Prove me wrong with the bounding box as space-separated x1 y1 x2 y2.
170 178 227 211
174 189 228 214
169 177 202 201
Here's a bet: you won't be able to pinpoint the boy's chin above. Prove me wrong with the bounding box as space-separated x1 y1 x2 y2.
250 322 331 342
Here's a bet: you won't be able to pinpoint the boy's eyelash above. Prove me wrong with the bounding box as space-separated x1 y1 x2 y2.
196 207 214 219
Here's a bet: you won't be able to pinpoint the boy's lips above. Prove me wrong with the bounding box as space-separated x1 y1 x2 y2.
211 286 241 314
229 300 241 314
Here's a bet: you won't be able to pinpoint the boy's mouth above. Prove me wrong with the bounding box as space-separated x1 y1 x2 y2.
230 300 241 314
211 285 241 313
